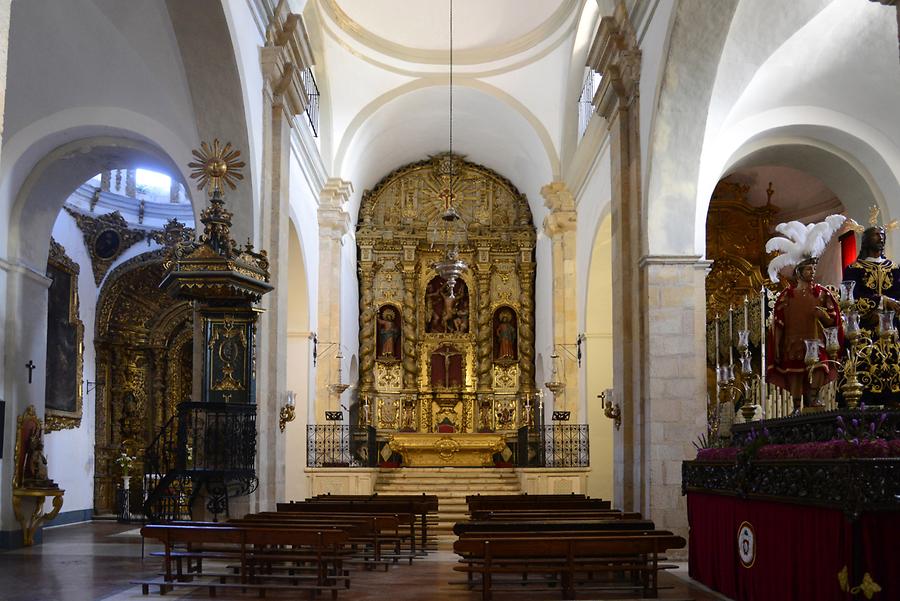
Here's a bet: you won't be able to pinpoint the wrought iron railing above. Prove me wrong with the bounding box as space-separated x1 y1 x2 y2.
301 67 320 137
514 425 590 468
144 402 257 522
307 425 377 467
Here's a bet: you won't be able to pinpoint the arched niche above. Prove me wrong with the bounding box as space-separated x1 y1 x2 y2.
93 250 192 514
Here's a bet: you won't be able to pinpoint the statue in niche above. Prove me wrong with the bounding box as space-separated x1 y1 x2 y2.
425 276 469 333
376 305 401 360
493 307 518 361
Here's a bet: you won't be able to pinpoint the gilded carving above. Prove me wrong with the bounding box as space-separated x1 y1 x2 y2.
375 361 402 391
357 154 536 433
378 397 399 429
64 208 150 285
492 364 519 391
93 253 192 514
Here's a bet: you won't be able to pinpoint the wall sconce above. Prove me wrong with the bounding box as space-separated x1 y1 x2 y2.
279 390 296 433
598 389 621 431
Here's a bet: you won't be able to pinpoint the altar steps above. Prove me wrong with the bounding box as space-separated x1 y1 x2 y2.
373 468 522 539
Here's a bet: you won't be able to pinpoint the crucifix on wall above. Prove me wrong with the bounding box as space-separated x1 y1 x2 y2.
25 360 35 384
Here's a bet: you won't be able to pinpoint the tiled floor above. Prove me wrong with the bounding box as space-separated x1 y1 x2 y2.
0 522 733 601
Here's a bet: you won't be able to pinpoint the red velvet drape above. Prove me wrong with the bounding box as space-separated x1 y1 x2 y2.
688 492 856 601
840 231 857 271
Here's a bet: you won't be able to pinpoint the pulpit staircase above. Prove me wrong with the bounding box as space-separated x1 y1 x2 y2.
373 468 521 540
143 402 258 523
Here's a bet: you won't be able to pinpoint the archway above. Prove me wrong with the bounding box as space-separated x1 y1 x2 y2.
93 252 192 514
583 214 614 500
284 219 312 502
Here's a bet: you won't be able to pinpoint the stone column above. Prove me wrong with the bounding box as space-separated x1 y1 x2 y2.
590 0 643 515
256 1 316 510
641 256 710 539
315 179 352 420
591 1 706 546
541 182 579 420
125 169 136 198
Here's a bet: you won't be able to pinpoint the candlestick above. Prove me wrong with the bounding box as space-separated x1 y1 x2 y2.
743 296 749 331
728 306 734 366
715 314 720 368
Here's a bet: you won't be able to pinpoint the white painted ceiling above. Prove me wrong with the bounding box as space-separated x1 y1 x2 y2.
333 0 566 53
312 0 589 222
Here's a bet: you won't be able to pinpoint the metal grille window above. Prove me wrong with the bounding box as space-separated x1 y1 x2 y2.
302 67 320 138
578 69 603 139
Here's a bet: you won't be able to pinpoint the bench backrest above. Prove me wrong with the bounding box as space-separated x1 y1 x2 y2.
453 534 686 558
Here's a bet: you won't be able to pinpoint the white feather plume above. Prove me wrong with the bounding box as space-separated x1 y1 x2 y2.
765 214 845 283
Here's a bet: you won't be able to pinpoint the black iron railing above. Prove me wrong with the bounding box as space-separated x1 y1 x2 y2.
307 425 377 467
301 67 320 137
144 402 257 522
514 425 590 468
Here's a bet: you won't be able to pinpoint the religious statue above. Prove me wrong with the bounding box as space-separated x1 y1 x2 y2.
765 215 845 413
376 306 401 359
494 308 518 360
843 225 900 330
425 277 469 333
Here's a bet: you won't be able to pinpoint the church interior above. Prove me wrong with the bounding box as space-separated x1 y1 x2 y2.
0 0 898 600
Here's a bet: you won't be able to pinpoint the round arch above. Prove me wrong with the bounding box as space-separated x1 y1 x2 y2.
6 130 195 270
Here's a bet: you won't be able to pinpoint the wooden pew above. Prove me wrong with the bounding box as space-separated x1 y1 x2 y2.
453 533 686 600
453 518 657 536
137 524 350 598
467 497 611 513
278 500 433 556
469 509 642 521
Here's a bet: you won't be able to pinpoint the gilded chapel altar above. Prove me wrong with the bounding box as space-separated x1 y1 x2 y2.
354 153 538 457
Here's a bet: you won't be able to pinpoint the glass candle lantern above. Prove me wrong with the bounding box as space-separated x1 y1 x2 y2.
823 326 840 357
739 353 753 375
840 280 856 304
737 329 750 352
804 339 822 365
879 310 896 338
845 311 861 341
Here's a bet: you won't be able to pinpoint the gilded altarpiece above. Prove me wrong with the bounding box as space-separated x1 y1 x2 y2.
93 251 193 514
357 154 536 435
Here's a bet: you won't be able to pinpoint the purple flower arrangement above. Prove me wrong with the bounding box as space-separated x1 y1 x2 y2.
695 412 899 461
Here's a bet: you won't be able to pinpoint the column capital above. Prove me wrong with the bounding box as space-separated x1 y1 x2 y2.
262 1 315 117
587 0 641 119
318 178 352 239
541 181 577 237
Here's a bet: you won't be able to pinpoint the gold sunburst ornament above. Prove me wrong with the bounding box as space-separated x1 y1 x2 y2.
188 139 245 195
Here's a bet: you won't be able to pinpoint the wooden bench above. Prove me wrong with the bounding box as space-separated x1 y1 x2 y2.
453 519 656 536
453 533 686 600
137 524 350 598
277 500 433 556
469 509 642 521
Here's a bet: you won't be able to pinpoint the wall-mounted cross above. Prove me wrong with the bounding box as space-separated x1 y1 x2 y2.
25 360 35 384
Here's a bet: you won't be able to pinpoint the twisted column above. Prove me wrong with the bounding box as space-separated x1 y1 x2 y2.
476 266 492 389
519 261 536 390
358 263 377 390
401 268 418 389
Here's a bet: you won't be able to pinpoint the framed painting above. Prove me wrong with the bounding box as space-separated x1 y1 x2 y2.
44 239 84 431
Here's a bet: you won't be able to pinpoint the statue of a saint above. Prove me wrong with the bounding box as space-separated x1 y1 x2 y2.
494 309 517 360
24 429 51 487
767 258 841 413
376 306 401 359
843 226 900 329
